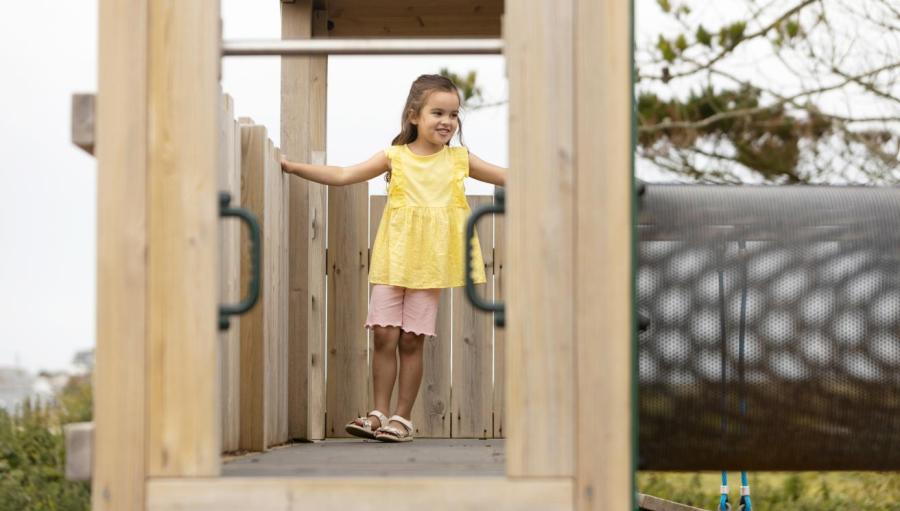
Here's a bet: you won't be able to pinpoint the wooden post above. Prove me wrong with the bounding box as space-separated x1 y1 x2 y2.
146 0 221 477
506 0 633 507
504 0 577 477
93 0 148 508
281 0 329 441
573 0 633 508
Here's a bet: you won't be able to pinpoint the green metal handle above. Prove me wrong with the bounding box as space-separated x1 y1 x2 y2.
464 187 505 328
218 192 262 331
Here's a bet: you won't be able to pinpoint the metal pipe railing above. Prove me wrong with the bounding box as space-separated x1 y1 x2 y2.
222 38 504 56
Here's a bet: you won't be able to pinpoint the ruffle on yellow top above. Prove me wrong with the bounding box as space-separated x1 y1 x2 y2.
369 144 487 289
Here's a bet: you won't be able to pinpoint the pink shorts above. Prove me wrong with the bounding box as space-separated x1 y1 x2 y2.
364 284 442 338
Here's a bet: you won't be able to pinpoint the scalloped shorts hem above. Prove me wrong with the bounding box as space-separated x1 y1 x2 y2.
364 284 441 338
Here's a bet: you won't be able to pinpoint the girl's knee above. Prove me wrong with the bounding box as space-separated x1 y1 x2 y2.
398 330 424 354
372 325 400 352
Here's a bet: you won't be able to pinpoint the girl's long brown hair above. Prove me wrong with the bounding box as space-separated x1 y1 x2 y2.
386 74 465 184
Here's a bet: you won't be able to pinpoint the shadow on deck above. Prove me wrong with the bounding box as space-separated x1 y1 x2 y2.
223 438 506 478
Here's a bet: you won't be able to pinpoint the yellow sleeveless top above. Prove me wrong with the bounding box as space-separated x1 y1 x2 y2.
369 144 487 289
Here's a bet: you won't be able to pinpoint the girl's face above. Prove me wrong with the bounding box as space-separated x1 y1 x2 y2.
411 90 460 146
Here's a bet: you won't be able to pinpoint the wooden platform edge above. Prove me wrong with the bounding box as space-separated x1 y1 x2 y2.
147 477 574 511
638 493 709 511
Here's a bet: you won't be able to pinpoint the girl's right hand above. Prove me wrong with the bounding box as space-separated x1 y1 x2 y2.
280 155 291 173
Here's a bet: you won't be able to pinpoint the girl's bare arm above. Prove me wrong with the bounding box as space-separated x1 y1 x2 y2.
281 151 389 186
468 153 507 186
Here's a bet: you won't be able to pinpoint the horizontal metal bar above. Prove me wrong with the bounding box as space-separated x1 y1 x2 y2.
222 38 503 56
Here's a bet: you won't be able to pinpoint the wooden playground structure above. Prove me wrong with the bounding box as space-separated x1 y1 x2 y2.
87 0 633 509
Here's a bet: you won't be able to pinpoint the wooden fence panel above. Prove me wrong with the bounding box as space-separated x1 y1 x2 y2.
451 196 495 438
326 182 370 437
218 92 241 452
238 122 288 450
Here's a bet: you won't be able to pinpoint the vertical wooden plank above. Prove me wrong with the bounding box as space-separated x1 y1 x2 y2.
574 0 633 508
451 196 494 438
93 0 147 507
265 140 289 447
326 182 369 437
307 151 327 440
218 92 241 453
504 0 576 477
146 0 220 477
371 195 452 438
493 196 506 439
282 0 313 441
239 123 268 452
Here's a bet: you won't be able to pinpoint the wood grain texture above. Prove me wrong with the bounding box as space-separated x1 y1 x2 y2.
282 0 313 442
493 198 506 439
93 0 147 506
326 182 369 437
504 0 576 477
324 0 503 37
238 123 269 452
147 477 573 511
265 139 289 447
218 92 241 453
573 0 633 508
451 196 494 438
146 0 219 477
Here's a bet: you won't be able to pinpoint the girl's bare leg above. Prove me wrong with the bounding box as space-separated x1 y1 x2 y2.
393 329 426 429
367 325 401 430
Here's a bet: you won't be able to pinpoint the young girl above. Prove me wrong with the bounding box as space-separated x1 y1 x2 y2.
281 74 506 443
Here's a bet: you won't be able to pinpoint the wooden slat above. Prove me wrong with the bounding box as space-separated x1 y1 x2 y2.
326 182 369 437
238 123 269 451
324 0 503 37
451 195 494 438
638 494 709 511
493 197 506 438
218 92 241 453
147 477 574 511
573 0 633 509
71 93 95 155
307 151 327 440
93 0 147 507
146 0 219 477
266 139 289 447
504 0 576 477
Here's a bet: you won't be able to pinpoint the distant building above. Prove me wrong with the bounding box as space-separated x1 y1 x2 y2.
0 366 36 412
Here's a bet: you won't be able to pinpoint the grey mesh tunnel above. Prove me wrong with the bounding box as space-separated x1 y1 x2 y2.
637 184 900 471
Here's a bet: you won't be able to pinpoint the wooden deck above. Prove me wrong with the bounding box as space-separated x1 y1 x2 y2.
223 438 506 478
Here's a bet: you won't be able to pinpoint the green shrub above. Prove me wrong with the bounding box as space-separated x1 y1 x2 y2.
0 377 92 511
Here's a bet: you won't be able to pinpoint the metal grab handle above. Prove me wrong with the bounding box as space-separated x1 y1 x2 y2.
464 187 505 328
218 192 262 331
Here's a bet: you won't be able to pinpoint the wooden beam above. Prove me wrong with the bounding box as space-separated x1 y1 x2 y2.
324 0 503 37
71 93 95 155
504 0 576 477
146 0 220 477
93 0 148 508
573 0 633 508
146 477 574 511
638 494 710 511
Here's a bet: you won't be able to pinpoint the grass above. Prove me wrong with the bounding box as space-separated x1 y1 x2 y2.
638 471 900 510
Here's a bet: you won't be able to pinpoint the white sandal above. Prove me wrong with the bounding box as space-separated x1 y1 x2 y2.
374 415 415 443
345 410 389 439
